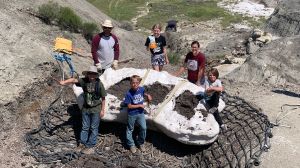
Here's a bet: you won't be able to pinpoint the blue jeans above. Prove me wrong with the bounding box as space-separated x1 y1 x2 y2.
126 113 147 147
80 111 100 148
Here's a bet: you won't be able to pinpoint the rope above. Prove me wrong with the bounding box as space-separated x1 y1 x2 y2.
140 69 150 86
272 104 300 128
53 52 77 77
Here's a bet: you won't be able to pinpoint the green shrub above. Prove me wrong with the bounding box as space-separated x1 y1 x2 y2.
168 52 181 65
82 22 99 41
57 7 82 32
120 21 134 31
87 0 145 21
38 1 60 24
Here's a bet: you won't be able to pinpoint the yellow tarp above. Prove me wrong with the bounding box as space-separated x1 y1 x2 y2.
54 38 73 54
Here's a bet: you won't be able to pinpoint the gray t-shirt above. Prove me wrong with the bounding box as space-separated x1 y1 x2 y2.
204 78 222 97
97 36 115 69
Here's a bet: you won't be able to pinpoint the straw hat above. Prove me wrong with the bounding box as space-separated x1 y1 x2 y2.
102 19 113 28
82 66 99 76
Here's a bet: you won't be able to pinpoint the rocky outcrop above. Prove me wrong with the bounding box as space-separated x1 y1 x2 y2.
265 0 300 36
225 35 300 85
260 0 278 8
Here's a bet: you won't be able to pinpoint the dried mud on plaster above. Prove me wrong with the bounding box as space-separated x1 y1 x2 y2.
107 78 174 105
174 90 207 119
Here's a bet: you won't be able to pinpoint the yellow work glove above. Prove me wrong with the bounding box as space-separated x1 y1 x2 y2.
95 63 102 71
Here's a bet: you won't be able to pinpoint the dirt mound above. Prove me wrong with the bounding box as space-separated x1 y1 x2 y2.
107 78 174 106
174 91 206 119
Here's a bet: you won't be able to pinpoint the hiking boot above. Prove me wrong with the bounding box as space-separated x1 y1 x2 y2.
82 147 95 155
221 124 227 131
75 143 85 153
208 107 218 114
139 144 146 152
130 146 137 154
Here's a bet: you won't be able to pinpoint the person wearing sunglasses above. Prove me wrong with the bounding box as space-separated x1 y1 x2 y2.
91 19 120 73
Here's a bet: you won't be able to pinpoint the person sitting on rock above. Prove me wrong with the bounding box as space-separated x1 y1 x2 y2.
59 66 107 154
174 41 206 86
203 68 226 130
123 75 152 153
145 24 169 71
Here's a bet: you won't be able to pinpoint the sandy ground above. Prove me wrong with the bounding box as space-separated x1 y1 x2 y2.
224 80 300 168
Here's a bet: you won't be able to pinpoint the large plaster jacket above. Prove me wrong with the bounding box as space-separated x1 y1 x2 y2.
73 68 226 145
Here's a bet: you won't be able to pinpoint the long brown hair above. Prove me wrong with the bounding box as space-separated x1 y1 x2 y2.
208 68 219 79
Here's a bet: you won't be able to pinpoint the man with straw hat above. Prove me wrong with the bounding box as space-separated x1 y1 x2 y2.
92 19 120 73
59 66 107 154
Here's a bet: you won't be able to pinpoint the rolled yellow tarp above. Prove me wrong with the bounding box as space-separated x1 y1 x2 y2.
54 37 73 54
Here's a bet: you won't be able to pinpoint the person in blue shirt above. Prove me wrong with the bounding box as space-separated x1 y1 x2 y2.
124 75 152 153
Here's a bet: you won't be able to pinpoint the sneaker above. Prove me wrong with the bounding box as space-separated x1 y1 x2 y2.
208 107 218 114
82 147 95 155
139 144 146 152
200 99 210 110
130 146 137 154
221 124 227 131
200 99 206 105
75 143 85 153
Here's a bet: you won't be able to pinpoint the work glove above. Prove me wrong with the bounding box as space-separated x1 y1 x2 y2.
95 63 102 72
112 60 118 70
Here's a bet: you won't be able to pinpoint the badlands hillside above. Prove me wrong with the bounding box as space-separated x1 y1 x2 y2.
0 0 299 168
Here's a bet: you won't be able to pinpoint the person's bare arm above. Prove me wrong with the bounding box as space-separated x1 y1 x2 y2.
163 47 169 64
173 66 186 76
145 93 152 102
128 103 144 109
206 86 224 93
196 67 205 86
100 98 106 118
59 78 78 85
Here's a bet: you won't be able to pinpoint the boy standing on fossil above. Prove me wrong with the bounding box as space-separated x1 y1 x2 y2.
123 75 152 153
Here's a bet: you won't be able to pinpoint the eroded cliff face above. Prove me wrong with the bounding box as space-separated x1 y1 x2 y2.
265 0 300 36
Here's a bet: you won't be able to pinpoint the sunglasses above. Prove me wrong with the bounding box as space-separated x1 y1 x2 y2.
103 27 112 30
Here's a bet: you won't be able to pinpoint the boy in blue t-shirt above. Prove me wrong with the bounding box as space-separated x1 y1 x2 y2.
124 75 152 153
